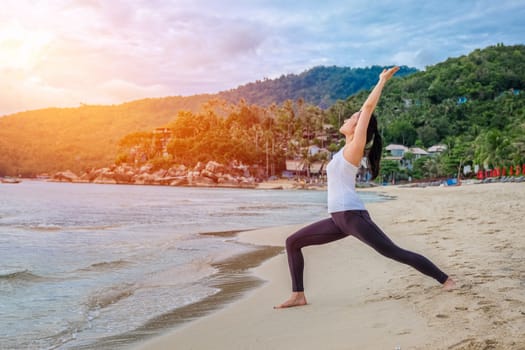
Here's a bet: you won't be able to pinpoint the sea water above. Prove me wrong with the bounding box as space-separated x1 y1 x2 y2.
0 181 383 349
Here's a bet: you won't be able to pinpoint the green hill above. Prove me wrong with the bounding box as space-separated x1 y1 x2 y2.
0 95 214 176
0 66 413 176
218 65 417 108
334 43 525 179
376 44 525 146
1 44 524 178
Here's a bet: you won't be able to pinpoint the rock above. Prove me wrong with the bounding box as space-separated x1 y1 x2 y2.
53 159 267 189
154 176 180 185
52 170 79 182
194 162 205 172
139 164 153 174
205 161 225 174
167 165 186 177
78 172 93 183
201 169 219 182
93 175 117 184
188 175 216 187
93 169 118 184
217 177 239 187
239 176 256 188
152 169 168 178
169 177 188 186
134 173 156 185
113 168 135 183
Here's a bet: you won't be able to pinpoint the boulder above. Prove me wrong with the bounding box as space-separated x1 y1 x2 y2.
239 176 256 188
134 173 156 185
167 165 187 177
217 174 239 187
52 170 79 182
201 169 219 182
188 175 216 187
169 176 188 186
113 169 135 183
139 164 153 174
154 176 180 185
93 169 118 184
205 161 225 174
193 162 205 172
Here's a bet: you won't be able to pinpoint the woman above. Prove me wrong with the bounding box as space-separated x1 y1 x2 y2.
275 66 455 309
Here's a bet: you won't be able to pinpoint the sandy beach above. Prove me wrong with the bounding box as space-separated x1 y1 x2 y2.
133 182 525 350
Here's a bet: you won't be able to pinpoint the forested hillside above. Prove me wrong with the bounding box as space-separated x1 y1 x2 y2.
0 95 214 175
218 65 417 108
375 44 525 177
1 44 524 179
113 44 525 182
0 66 411 176
323 44 525 179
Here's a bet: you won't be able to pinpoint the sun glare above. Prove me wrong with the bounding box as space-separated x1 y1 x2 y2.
0 23 52 71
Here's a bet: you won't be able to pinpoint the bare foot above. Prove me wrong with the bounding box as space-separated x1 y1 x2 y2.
442 277 456 291
274 292 308 309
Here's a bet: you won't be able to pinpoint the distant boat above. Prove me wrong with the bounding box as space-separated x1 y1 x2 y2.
1 177 21 184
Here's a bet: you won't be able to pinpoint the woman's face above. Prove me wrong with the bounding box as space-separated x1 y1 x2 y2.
339 111 361 137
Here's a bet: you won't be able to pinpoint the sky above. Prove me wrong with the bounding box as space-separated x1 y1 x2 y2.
1 0 524 116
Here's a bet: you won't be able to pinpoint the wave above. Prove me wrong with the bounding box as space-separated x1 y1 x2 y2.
210 212 263 217
20 224 63 232
72 224 122 231
237 204 291 210
0 269 47 283
78 259 131 272
87 283 136 310
9 224 121 232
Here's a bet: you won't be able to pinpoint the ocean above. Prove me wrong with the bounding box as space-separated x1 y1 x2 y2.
0 181 383 349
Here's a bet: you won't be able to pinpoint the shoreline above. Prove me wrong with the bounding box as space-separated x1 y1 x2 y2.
76 233 283 349
133 182 525 350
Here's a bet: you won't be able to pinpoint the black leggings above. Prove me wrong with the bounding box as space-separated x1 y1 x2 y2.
285 210 448 292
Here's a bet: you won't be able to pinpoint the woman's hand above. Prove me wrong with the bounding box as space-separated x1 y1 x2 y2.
379 66 400 82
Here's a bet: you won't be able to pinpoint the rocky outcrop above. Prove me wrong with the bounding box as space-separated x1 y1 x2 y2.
51 170 79 182
50 161 258 188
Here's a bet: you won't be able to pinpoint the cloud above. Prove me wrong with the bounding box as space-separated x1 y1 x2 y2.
0 0 524 115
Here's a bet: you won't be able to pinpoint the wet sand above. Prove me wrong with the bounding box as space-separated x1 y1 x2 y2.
132 182 525 350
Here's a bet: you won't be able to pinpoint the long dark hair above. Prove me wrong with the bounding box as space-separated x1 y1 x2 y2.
365 114 383 180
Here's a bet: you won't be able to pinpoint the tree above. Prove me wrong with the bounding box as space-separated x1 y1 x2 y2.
385 119 417 145
379 159 400 184
422 157 446 179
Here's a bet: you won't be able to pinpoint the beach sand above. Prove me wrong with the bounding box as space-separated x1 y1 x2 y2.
133 182 525 350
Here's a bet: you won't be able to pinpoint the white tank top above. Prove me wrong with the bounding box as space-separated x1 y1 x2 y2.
326 148 365 213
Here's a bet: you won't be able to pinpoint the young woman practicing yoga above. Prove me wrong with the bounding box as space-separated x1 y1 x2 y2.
275 66 455 309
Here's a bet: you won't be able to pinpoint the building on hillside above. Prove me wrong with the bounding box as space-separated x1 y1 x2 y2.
308 145 322 156
284 145 331 179
385 144 409 157
384 144 408 168
384 144 431 170
283 159 327 178
409 147 429 159
427 144 447 155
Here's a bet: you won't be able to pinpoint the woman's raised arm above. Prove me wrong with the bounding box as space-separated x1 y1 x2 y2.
344 66 399 162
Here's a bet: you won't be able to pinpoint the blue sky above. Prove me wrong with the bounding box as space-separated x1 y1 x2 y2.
1 0 524 115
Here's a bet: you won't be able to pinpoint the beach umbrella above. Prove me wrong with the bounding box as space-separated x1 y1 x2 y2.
516 166 521 176
477 170 484 179
502 167 507 176
510 166 514 176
